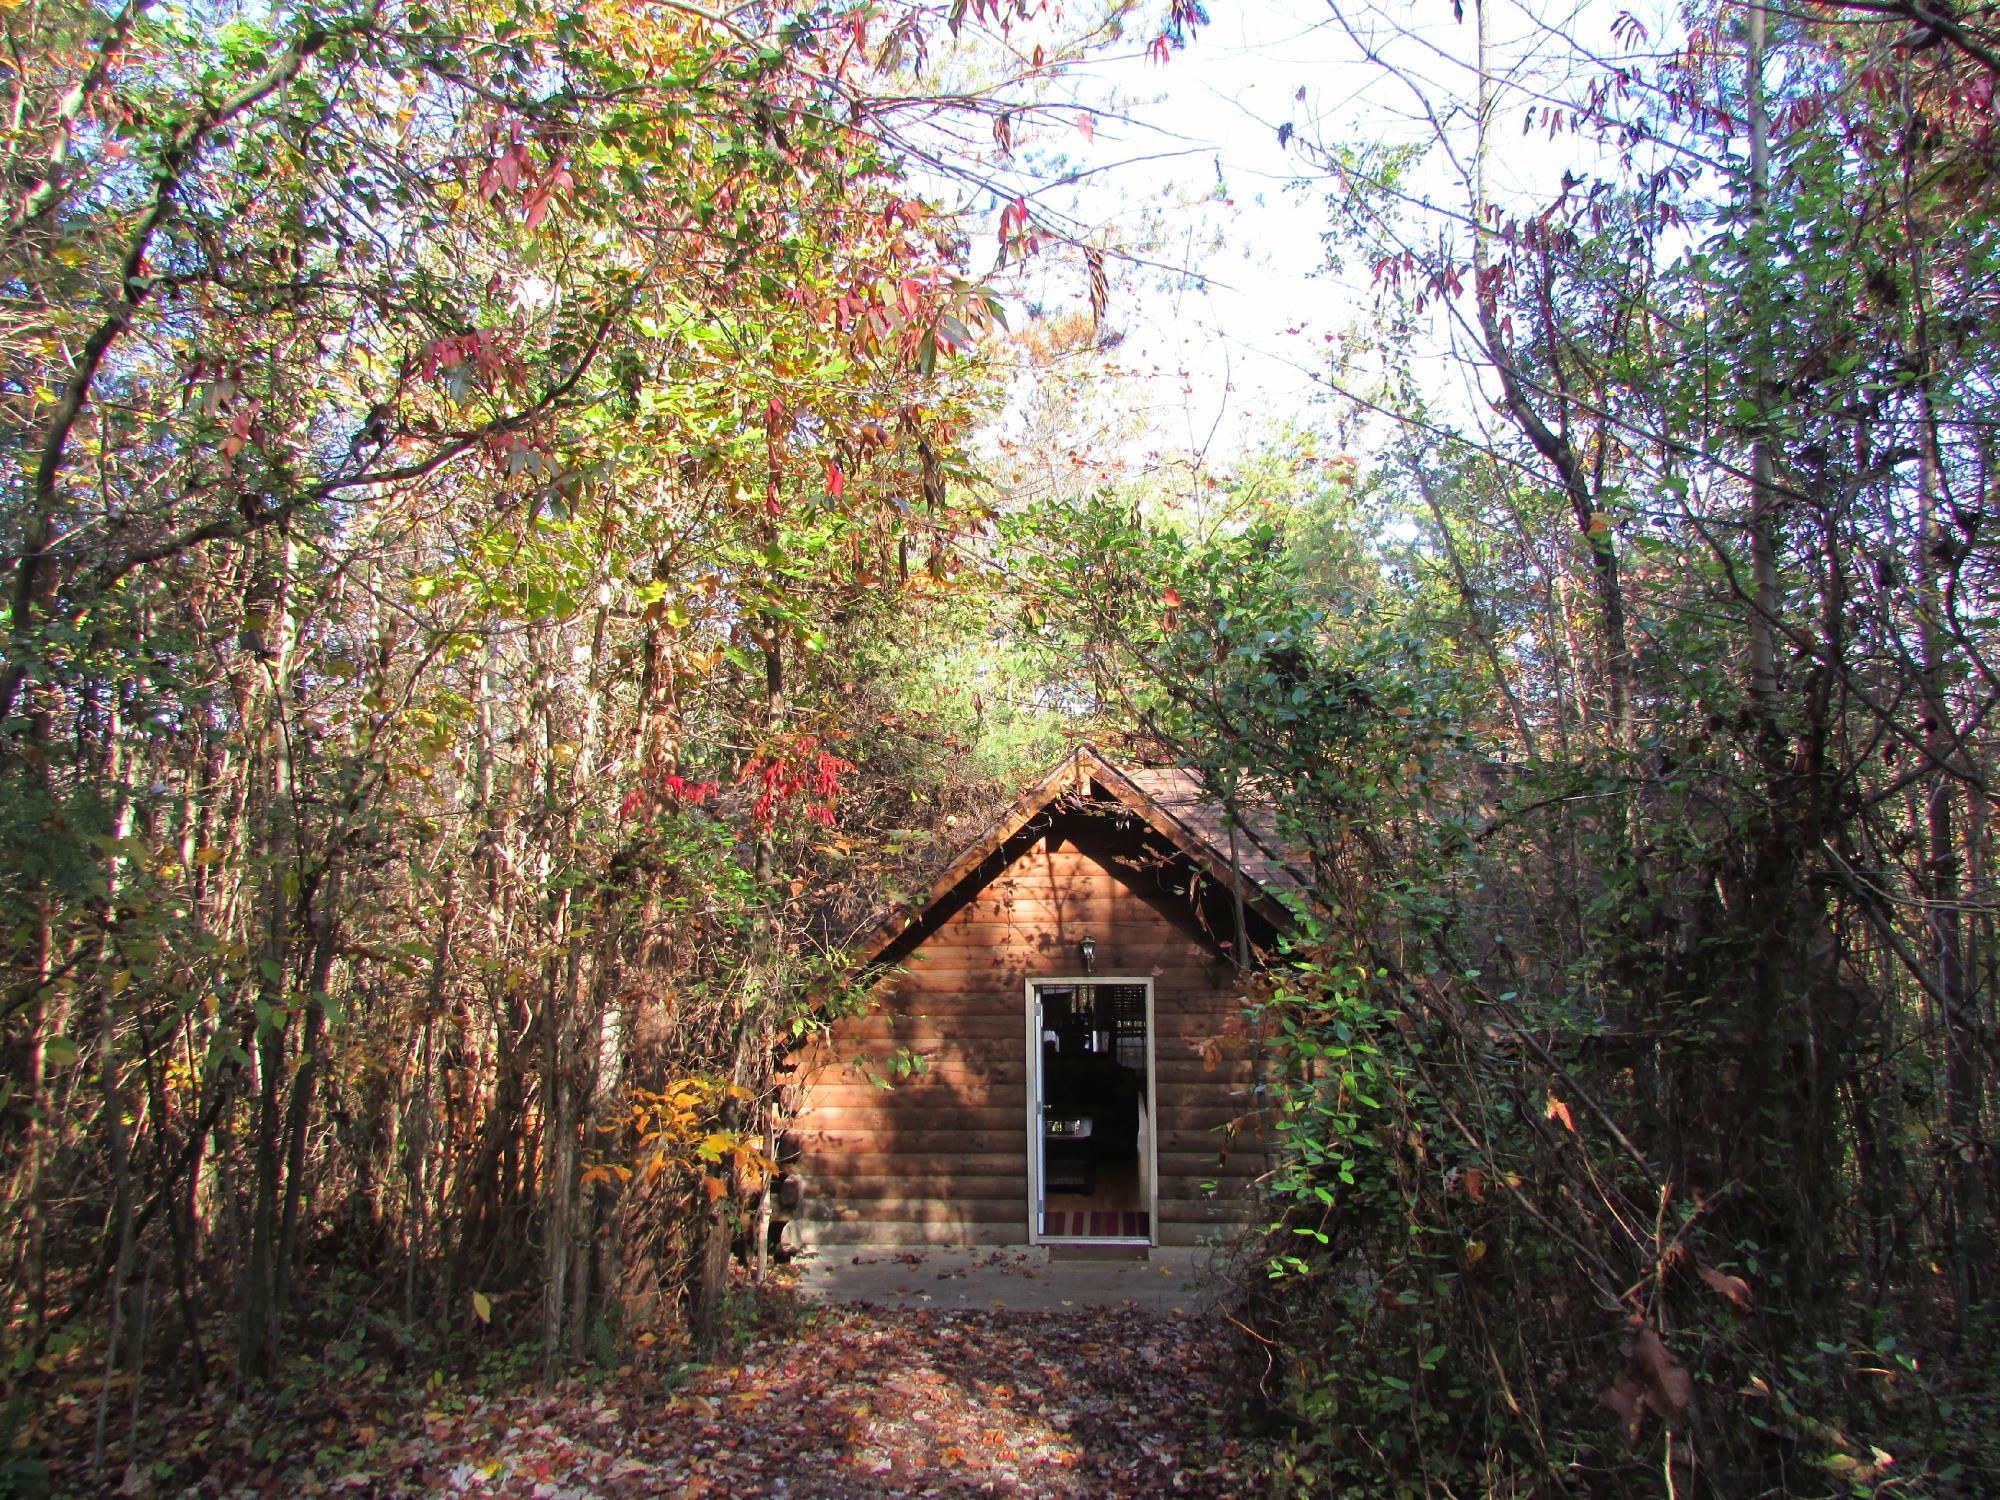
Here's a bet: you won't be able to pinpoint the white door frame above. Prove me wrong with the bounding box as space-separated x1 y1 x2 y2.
1024 976 1158 1246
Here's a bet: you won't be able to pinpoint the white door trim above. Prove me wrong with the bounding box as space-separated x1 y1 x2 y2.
1024 976 1158 1246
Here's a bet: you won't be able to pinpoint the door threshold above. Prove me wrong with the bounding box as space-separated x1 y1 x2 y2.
1045 1242 1151 1260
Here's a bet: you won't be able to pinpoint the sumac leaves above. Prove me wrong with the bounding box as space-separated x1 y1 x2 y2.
743 734 855 829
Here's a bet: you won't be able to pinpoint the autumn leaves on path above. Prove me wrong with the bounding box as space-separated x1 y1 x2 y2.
580 1306 1262 1497
102 1305 1262 1497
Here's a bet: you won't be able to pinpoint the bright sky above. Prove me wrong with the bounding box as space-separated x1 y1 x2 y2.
1070 2 1354 460
1005 0 1369 465
970 0 1679 470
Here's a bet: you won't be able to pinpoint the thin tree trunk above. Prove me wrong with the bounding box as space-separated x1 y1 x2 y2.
238 534 300 1383
1916 430 1984 1331
90 692 137 1483
696 629 786 1355
16 898 57 1332
275 903 340 1314
1471 0 1631 742
539 894 578 1379
541 582 614 1377
1745 0 1781 714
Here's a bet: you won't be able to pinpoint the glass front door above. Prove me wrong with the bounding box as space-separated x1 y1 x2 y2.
1031 980 1153 1241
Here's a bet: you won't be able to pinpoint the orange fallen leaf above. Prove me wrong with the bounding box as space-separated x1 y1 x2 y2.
1698 1263 1753 1313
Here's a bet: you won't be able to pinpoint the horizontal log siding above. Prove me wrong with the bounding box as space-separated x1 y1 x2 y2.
786 826 1265 1248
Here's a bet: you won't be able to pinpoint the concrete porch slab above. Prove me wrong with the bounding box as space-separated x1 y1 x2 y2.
791 1244 1226 1314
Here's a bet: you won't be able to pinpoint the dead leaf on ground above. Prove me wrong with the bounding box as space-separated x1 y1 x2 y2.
1600 1320 1693 1448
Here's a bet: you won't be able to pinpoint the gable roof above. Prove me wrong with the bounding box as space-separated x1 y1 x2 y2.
852 745 1308 970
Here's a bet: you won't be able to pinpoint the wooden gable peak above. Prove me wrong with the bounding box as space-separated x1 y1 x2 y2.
852 745 1304 970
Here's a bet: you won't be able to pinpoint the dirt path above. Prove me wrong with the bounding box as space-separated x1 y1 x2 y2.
103 1303 1264 1497
421 1305 1259 1498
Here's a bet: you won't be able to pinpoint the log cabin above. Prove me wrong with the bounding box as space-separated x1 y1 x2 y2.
780 746 1306 1251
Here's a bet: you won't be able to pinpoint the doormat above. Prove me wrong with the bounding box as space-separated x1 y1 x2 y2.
1041 1209 1150 1238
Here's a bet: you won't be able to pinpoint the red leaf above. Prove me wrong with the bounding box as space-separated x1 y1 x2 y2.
1545 1094 1576 1133
1076 111 1095 144
1162 586 1182 609
496 142 529 191
827 461 846 499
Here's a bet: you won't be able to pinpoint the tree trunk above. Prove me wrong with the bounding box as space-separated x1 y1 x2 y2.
237 534 300 1384
694 627 786 1353
1471 0 1631 743
1745 0 1782 715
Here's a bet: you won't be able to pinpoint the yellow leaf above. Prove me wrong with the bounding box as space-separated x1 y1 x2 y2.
471 1290 491 1324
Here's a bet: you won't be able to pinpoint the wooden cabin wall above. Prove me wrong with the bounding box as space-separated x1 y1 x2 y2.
784 819 1264 1248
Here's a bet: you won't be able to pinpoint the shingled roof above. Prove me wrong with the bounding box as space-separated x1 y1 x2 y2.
1119 767 1309 903
852 745 1310 969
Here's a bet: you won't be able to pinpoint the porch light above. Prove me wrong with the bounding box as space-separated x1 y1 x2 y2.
1080 935 1096 974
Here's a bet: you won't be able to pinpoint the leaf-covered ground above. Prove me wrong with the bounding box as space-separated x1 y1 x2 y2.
70 1302 1265 1497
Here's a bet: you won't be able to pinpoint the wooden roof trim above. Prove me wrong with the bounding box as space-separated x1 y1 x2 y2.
851 744 1299 972
1072 750 1299 935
